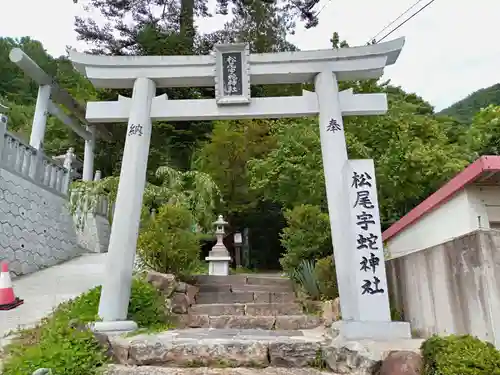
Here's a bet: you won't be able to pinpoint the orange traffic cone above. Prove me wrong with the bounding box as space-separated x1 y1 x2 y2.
0 262 23 310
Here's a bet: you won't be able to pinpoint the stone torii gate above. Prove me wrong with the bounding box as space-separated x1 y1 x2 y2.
8 48 114 181
69 39 411 340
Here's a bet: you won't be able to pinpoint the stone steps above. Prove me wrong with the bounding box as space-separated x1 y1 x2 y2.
195 291 296 304
189 303 304 316
109 328 324 368
176 314 322 330
198 284 293 293
105 366 332 375
187 275 321 331
193 275 293 288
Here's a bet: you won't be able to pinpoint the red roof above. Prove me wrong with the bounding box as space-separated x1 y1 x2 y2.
382 155 500 242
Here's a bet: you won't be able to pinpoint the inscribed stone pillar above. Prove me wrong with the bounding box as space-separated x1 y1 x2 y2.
96 77 156 330
314 70 357 320
30 84 51 150
346 159 391 321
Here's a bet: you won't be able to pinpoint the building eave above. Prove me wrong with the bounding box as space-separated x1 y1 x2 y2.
382 156 500 242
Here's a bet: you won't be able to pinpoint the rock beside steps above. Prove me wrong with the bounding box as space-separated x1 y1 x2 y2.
177 275 322 330
105 328 424 374
109 328 325 368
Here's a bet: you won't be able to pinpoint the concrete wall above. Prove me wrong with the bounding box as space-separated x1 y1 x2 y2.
0 167 82 276
76 211 111 254
387 230 500 347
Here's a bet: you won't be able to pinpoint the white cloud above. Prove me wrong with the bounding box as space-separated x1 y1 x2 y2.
1 0 499 111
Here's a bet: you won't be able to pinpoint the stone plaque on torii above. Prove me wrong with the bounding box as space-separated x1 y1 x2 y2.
69 38 411 340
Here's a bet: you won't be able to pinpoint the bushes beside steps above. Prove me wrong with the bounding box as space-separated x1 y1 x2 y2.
1 277 168 375
420 334 500 375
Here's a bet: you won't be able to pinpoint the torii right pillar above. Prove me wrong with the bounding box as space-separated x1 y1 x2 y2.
315 70 411 340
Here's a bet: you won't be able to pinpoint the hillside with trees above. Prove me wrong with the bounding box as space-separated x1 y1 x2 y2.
438 83 500 123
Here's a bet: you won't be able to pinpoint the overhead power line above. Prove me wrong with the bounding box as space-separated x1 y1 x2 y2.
315 0 333 18
369 0 436 44
367 0 427 43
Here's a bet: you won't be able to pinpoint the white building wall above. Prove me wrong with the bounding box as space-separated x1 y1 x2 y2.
470 185 500 224
387 189 480 259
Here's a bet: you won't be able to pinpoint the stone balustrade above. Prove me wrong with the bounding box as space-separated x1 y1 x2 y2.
1 131 71 196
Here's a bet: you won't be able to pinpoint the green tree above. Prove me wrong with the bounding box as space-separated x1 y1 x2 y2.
466 105 500 157
249 32 471 229
248 90 470 229
194 119 276 218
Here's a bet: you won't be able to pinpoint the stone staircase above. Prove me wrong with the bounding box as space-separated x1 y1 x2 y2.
104 275 424 374
178 274 322 330
106 275 333 374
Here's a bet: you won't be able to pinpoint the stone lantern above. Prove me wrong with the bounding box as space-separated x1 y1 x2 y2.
205 214 232 276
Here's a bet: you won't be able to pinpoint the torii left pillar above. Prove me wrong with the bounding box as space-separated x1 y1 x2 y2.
82 125 96 181
30 84 51 150
92 77 156 333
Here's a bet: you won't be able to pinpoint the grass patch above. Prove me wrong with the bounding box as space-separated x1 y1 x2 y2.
2 277 168 375
308 348 328 370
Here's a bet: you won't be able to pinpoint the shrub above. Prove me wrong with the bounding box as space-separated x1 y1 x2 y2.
280 204 332 273
2 277 166 375
421 334 500 375
314 256 338 300
137 204 201 277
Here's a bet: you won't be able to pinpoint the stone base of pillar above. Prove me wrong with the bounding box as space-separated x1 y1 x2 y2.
330 320 411 341
88 320 138 334
206 255 231 276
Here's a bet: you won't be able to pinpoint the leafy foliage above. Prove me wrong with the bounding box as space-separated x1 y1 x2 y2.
194 119 276 218
314 256 338 300
249 90 470 229
421 335 500 375
70 164 221 231
279 204 332 273
2 277 166 375
466 105 500 158
137 204 201 277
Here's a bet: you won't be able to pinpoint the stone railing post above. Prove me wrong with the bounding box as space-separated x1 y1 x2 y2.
62 147 75 195
0 109 8 165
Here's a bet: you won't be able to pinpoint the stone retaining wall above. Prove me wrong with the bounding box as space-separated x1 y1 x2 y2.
0 167 82 277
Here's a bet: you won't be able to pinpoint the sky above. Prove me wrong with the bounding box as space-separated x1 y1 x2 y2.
1 0 499 111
